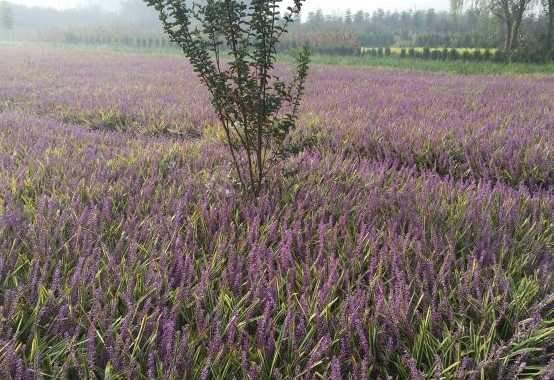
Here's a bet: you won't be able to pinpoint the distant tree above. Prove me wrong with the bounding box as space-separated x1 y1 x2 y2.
400 10 412 30
344 9 353 25
489 0 534 61
307 8 324 26
413 10 425 32
0 1 14 31
426 9 437 31
372 8 386 29
457 0 533 59
144 0 310 195
544 0 554 57
353 10 365 25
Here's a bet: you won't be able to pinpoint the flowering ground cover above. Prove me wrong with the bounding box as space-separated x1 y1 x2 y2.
0 45 553 379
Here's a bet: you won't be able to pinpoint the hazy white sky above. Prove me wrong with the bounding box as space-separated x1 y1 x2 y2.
10 0 95 9
303 0 448 13
10 0 450 12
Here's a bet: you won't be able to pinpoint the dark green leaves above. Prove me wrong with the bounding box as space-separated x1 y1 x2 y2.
145 0 310 195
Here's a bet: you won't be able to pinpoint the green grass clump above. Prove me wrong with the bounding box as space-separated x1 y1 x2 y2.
292 54 554 75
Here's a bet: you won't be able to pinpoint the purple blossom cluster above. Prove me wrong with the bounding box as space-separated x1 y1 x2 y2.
1 46 553 190
0 46 553 379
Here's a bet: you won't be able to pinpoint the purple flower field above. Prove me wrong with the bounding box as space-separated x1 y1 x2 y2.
0 46 553 379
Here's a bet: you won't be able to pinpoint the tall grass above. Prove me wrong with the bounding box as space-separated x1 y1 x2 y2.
0 46 553 379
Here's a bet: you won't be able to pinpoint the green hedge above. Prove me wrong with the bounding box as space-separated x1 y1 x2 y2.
361 47 551 64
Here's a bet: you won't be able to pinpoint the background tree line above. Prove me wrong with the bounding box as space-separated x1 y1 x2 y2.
288 2 552 60
0 0 552 61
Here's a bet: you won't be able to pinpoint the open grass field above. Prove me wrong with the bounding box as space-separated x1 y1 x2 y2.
300 54 554 76
5 42 554 75
0 45 553 379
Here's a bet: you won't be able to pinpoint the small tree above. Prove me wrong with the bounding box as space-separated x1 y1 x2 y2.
144 0 310 195
0 1 14 31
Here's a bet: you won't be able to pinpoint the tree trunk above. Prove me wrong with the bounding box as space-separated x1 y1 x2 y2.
505 18 514 61
545 0 554 59
512 19 521 51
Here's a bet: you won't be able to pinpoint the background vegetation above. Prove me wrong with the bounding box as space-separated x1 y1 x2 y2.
0 0 552 64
